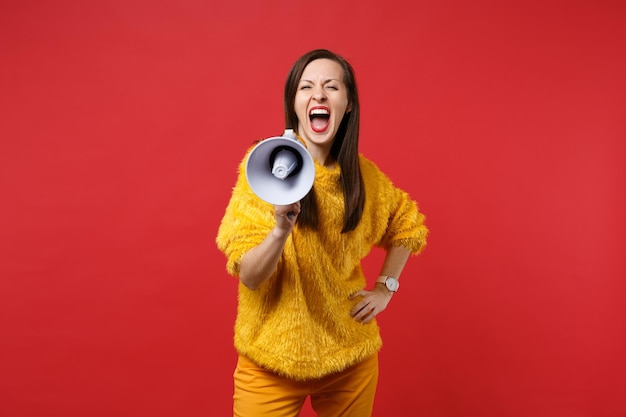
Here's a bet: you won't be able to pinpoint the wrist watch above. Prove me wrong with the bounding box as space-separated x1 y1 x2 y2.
377 276 400 293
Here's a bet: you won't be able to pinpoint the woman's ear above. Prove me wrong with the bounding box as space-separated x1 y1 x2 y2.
346 102 352 113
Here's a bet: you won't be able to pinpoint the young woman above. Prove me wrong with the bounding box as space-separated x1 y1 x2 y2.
216 49 428 417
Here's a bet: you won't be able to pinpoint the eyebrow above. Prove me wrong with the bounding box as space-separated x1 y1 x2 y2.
299 78 340 84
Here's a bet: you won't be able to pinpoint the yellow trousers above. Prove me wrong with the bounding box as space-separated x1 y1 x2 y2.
233 354 379 417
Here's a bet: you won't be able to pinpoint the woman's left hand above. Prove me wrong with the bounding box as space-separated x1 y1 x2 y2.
349 284 393 324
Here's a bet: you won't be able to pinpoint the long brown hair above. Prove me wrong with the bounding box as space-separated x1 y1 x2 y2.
284 49 364 233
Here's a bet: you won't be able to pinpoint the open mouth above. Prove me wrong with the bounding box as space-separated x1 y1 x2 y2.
309 107 330 133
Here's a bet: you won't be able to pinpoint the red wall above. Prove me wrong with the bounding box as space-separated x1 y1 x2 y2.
1 1 625 416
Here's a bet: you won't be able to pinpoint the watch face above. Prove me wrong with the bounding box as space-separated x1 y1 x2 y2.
386 277 399 292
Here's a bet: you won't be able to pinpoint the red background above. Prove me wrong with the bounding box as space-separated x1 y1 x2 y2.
1 1 625 416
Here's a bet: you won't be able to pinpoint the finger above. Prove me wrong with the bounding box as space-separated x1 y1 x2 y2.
350 300 369 317
354 306 376 323
352 301 375 320
350 303 361 317
349 289 367 300
360 310 377 324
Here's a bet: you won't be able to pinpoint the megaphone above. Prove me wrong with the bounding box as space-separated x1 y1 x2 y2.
245 129 315 205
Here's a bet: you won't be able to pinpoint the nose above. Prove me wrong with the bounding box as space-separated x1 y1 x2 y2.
312 86 326 101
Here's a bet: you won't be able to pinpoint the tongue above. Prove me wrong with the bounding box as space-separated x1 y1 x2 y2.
311 116 329 132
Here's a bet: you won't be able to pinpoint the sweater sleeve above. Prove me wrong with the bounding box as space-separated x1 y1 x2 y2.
216 153 276 277
380 186 428 253
361 156 428 254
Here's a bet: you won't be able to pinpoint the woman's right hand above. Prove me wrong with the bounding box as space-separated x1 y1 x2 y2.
274 201 301 232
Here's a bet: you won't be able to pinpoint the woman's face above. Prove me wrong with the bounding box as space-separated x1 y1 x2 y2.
294 58 351 155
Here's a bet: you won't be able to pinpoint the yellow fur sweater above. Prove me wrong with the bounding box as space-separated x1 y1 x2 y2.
216 152 427 380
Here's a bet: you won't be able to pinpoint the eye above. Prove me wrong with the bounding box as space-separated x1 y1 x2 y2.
326 85 338 90
299 85 311 90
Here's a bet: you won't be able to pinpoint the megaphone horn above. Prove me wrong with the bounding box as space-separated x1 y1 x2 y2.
269 145 303 180
245 129 316 206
